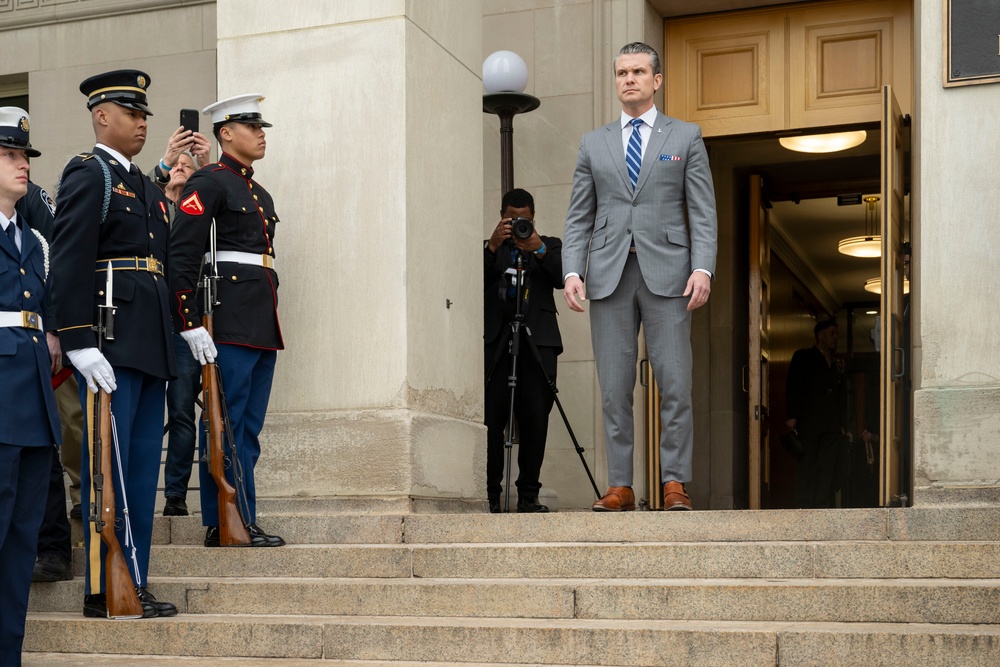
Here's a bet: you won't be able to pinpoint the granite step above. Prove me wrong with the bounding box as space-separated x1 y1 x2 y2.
23 657 614 667
72 506 1000 547
23 614 1000 666
52 540 1000 580
28 576 1000 624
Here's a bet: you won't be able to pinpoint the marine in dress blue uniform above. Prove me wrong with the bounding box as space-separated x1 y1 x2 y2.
0 107 61 666
169 94 285 547
49 70 178 618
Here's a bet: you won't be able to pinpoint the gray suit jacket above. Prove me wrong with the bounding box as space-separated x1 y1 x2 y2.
563 111 717 300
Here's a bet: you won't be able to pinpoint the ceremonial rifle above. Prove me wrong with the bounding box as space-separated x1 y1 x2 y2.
91 261 143 619
201 224 251 546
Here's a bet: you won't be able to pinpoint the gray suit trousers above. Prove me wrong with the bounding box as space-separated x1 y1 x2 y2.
590 253 693 487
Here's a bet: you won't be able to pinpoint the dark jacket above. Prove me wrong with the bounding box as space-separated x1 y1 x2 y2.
0 217 60 447
169 153 282 350
786 346 846 439
484 235 563 352
51 147 176 380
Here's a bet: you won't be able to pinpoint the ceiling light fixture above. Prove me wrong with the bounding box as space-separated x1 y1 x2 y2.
863 277 910 295
778 130 867 153
838 195 881 258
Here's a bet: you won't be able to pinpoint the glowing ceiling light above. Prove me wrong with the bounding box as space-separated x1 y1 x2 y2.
839 196 881 258
863 277 910 295
779 130 867 153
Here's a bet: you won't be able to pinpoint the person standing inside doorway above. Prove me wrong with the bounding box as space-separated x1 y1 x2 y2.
785 319 848 508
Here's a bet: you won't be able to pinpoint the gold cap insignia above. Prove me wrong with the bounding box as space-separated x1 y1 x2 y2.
19 117 28 131
137 75 147 88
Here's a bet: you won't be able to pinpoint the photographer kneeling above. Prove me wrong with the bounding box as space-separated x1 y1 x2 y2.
483 188 563 513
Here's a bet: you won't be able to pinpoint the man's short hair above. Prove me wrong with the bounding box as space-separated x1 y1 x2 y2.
501 188 534 214
814 319 837 337
614 42 662 77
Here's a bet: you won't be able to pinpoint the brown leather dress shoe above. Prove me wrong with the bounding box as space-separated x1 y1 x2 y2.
592 486 636 512
663 480 692 510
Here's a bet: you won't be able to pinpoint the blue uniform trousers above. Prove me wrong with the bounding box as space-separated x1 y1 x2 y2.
78 368 165 594
0 442 48 665
199 344 276 527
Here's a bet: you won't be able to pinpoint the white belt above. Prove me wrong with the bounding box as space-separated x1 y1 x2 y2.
0 310 42 331
205 251 274 270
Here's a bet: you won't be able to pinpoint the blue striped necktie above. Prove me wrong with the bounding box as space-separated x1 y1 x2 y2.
626 117 643 190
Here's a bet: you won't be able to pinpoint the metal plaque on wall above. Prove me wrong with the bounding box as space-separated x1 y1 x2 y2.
945 0 1000 87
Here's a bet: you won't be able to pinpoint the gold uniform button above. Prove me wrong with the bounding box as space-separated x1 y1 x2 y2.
268 247 273 253
99 290 105 296
253 195 258 200
248 183 253 189
187 321 193 327
126 207 131 212
23 290 30 298
231 275 237 281
242 207 247 212
20 268 25 275
32 336 38 343
149 232 154 239
184 308 189 314
181 294 187 301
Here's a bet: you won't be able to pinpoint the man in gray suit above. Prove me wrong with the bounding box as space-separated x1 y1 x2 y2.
562 42 717 511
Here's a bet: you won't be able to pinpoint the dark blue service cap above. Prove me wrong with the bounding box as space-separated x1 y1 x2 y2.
79 69 154 115
0 107 41 157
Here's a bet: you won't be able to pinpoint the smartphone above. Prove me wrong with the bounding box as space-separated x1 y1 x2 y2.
179 108 199 134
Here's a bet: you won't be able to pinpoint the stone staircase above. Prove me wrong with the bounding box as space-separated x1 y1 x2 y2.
23 504 1000 666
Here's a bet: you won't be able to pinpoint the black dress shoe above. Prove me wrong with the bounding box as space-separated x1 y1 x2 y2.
69 504 82 521
517 496 550 513
83 593 154 619
162 496 189 516
206 524 286 547
488 497 502 514
33 553 73 582
136 587 177 617
247 523 286 547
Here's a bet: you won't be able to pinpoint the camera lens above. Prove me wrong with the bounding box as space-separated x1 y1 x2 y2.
510 217 534 240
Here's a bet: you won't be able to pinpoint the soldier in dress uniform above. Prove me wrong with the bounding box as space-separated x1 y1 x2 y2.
50 70 178 618
169 94 285 548
0 107 61 664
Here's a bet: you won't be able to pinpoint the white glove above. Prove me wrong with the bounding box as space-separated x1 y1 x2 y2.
180 326 217 365
66 347 117 394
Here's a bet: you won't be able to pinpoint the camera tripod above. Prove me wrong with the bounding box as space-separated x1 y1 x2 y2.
485 250 601 513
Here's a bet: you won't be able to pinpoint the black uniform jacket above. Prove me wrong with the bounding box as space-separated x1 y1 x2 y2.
51 147 176 380
484 235 563 352
169 153 283 350
0 218 60 447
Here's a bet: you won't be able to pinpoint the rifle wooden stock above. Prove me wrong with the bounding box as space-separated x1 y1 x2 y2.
202 315 251 546
92 389 143 619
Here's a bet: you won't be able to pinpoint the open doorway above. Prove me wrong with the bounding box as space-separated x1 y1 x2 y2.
707 116 910 510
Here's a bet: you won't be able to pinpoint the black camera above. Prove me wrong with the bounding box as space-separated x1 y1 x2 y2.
508 216 535 240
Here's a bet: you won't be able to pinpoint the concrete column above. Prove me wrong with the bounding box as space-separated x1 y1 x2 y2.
216 1 485 505
912 0 1000 505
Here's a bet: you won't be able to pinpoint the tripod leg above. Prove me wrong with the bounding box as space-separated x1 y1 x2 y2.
502 324 522 514
522 327 602 500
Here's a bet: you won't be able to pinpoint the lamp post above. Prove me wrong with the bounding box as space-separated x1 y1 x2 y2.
482 50 540 196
